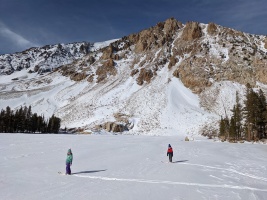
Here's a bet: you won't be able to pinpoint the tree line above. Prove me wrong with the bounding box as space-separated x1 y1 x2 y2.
219 83 267 142
0 106 61 133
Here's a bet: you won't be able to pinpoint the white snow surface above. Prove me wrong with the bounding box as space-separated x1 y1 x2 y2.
1 133 267 200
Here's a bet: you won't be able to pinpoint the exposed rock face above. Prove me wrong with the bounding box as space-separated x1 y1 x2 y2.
130 69 139 76
265 37 267 49
163 17 183 35
207 22 217 35
168 56 178 69
87 56 95 65
173 69 179 78
182 21 202 41
104 122 126 132
137 68 153 85
128 18 182 53
101 44 117 60
96 59 116 82
60 65 87 81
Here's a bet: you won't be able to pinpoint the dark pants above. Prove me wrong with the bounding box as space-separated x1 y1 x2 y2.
66 163 71 175
168 153 173 162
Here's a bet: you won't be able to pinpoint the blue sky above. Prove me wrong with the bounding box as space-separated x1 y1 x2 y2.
0 0 266 54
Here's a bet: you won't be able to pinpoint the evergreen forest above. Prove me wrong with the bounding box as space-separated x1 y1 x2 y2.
219 84 267 142
0 106 61 133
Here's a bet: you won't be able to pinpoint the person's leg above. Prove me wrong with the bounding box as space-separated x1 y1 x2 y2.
66 163 71 174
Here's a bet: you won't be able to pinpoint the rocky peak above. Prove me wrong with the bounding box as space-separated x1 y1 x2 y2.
207 22 218 35
124 18 183 53
181 21 202 41
163 17 183 35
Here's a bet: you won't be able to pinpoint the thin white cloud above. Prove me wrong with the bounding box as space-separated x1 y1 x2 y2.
0 21 38 49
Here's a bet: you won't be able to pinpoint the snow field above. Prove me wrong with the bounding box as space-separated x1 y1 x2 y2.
1 134 267 200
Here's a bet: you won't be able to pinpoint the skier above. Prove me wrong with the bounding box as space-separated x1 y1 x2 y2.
66 149 73 175
167 144 173 162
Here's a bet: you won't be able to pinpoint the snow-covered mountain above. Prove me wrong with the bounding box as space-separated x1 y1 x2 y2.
1 18 267 135
0 42 91 75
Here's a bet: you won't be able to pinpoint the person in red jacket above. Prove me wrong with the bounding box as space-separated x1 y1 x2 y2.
167 144 173 162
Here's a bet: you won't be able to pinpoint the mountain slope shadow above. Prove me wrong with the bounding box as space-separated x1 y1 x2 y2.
172 160 188 163
72 169 107 175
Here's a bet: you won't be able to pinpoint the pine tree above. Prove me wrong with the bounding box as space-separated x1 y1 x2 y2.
219 117 226 138
229 116 236 140
255 89 266 139
0 109 5 132
5 106 12 133
243 84 257 140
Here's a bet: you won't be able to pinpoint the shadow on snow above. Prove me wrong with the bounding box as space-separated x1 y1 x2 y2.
172 160 188 163
72 169 107 175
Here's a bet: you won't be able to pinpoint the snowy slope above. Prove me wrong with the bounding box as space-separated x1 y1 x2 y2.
1 133 267 200
0 59 219 135
0 52 247 136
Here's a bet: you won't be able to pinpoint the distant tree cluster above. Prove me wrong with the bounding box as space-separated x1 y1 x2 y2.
0 106 61 133
219 84 267 142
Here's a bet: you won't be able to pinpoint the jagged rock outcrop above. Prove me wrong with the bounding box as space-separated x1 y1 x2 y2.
87 56 95 65
207 22 217 35
96 59 116 82
126 18 182 53
137 68 154 85
265 37 267 49
182 21 202 41
103 122 127 132
168 56 178 69
101 44 117 60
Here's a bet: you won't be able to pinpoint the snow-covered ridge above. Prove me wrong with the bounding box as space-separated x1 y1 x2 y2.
0 40 117 75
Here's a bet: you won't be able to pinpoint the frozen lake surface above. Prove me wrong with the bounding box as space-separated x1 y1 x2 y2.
1 133 267 200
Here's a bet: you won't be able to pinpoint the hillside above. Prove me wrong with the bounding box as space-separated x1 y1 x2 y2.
0 18 267 135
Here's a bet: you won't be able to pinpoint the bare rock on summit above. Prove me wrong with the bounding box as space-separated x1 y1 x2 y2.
134 18 182 53
163 17 182 35
207 22 217 35
182 21 202 41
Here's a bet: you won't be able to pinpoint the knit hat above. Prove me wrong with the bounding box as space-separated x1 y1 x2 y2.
67 149 72 154
168 144 171 147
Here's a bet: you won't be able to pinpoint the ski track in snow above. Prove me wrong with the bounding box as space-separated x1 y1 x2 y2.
179 163 267 182
73 174 267 192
